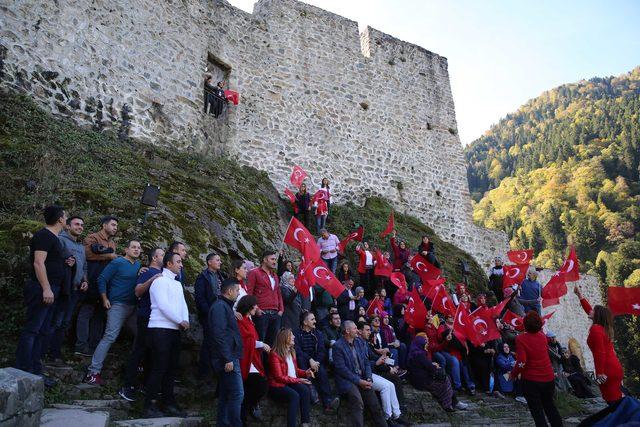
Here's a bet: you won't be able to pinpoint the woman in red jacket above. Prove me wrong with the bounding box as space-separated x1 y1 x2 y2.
268 328 313 427
509 311 562 427
236 295 270 426
356 242 375 296
574 287 624 404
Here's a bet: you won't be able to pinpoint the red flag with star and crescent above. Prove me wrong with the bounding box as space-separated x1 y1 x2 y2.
283 217 320 262
380 211 395 238
422 277 446 297
541 310 556 325
471 307 502 344
290 165 307 188
430 284 456 316
541 271 567 308
307 258 344 298
405 287 427 330
608 286 640 316
453 305 480 345
284 188 299 214
311 189 329 204
502 310 524 332
294 257 314 298
410 254 442 282
338 226 364 253
507 249 534 265
374 250 393 277
559 246 580 282
502 263 529 289
366 296 385 317
490 296 511 318
389 272 407 290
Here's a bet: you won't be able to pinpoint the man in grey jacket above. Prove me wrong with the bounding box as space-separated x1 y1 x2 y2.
48 216 88 364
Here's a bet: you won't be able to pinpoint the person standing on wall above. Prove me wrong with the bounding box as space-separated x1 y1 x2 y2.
321 177 332 214
76 215 118 356
355 242 375 297
203 75 217 115
314 190 329 235
247 251 283 346
295 183 311 229
210 279 244 427
518 270 542 315
119 247 164 402
85 240 142 385
144 251 190 418
15 205 68 387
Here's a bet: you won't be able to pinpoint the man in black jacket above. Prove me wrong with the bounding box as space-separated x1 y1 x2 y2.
210 278 243 426
194 252 226 380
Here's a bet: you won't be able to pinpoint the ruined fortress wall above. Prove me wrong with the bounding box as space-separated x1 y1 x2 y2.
0 0 509 265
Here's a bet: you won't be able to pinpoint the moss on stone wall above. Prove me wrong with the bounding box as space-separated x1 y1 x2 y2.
0 91 487 364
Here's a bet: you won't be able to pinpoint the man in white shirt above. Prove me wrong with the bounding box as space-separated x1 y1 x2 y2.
144 252 190 418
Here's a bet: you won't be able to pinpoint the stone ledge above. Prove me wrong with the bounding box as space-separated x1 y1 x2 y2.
40 408 109 427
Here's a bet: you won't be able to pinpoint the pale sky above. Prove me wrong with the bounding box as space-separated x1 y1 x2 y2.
227 0 640 144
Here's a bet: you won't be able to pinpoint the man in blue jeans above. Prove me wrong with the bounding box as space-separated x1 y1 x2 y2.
84 240 142 385
210 278 244 427
15 205 68 387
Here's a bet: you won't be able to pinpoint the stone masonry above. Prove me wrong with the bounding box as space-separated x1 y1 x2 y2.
0 0 509 268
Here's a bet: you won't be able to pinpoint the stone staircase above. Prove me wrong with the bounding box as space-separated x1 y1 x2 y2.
34 345 608 426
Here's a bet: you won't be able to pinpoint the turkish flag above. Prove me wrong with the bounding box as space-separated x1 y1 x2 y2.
405 287 427 330
290 166 307 188
308 258 344 298
490 296 511 318
283 217 320 261
223 89 240 105
453 305 482 345
541 310 556 325
608 286 640 316
338 226 364 253
389 272 407 289
502 310 524 332
366 296 385 317
541 271 567 308
502 264 529 289
471 308 502 344
380 211 395 238
410 254 442 282
507 249 534 265
295 258 314 298
430 285 456 316
559 246 580 282
422 277 446 296
311 189 329 204
374 250 393 277
284 188 299 214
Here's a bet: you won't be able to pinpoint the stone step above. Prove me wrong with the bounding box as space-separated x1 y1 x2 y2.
70 399 131 409
113 417 204 426
40 408 109 427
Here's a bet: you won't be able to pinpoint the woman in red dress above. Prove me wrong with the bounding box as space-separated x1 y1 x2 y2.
574 287 624 404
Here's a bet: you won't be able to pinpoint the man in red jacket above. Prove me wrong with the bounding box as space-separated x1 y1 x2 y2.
247 250 283 346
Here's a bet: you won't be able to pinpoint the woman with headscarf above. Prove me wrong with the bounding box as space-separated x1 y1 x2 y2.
407 335 468 412
417 235 440 269
390 230 410 271
280 271 307 332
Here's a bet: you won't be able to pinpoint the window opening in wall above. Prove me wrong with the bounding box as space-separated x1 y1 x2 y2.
204 53 236 118
435 190 442 197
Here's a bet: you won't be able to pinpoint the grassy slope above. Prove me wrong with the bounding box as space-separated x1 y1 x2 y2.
0 91 485 363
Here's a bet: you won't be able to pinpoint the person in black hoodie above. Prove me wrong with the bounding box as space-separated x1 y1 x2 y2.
194 252 226 381
417 236 440 269
295 183 312 229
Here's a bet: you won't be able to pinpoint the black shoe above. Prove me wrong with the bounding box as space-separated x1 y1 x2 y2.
39 375 57 388
118 386 137 402
467 388 476 396
387 419 402 427
393 415 411 426
164 404 187 418
144 404 165 418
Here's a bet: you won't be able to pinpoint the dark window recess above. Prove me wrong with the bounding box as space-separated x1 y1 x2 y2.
427 122 433 130
435 190 442 197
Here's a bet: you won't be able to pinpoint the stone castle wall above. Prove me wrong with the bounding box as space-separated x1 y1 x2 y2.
0 0 509 266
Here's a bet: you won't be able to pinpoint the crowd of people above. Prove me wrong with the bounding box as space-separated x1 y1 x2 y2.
14 198 626 427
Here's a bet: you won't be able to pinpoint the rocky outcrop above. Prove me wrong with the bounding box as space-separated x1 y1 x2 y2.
0 368 44 427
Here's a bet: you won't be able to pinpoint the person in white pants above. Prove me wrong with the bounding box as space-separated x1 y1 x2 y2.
371 372 402 421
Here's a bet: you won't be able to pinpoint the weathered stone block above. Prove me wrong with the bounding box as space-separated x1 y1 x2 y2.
40 408 109 427
0 367 44 427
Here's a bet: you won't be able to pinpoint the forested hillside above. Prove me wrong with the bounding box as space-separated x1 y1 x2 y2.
465 67 640 391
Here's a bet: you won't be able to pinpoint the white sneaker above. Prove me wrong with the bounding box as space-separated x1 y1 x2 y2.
515 396 527 405
455 401 468 410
